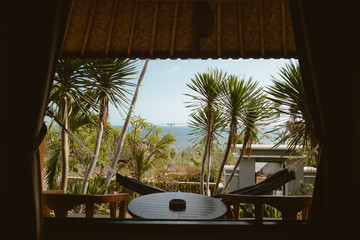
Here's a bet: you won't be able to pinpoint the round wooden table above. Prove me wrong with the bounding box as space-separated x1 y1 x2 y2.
127 192 227 220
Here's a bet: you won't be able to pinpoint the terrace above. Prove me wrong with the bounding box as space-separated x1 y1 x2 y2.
3 0 356 240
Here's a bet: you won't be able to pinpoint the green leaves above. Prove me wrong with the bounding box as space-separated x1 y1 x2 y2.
185 68 226 110
188 107 226 143
83 58 139 114
50 59 93 121
127 117 176 181
186 70 272 147
266 61 315 153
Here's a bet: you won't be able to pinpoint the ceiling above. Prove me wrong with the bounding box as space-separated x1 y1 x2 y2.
60 0 296 59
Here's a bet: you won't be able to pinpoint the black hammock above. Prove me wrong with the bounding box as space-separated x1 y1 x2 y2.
115 168 295 197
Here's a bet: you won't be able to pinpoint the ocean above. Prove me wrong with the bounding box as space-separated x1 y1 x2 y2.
114 125 281 150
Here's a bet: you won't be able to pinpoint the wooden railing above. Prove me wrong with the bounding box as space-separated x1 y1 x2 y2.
221 194 312 220
43 191 129 218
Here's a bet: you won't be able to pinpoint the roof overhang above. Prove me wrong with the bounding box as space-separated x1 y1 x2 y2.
60 0 296 59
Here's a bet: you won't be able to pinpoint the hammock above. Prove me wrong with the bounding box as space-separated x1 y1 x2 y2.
115 168 296 197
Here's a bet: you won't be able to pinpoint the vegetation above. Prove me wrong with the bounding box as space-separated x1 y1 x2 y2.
44 120 120 190
125 116 176 182
48 59 92 192
222 91 273 193
45 59 314 202
213 75 259 194
185 68 226 195
185 69 275 195
80 58 138 194
103 59 150 192
266 61 320 167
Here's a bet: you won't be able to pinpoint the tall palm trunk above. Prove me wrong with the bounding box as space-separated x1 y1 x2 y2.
213 122 236 195
81 96 108 194
59 99 70 192
206 136 213 196
200 106 214 195
221 130 250 193
103 59 150 191
200 134 210 195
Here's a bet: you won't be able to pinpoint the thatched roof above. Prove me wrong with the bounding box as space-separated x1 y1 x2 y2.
60 0 296 59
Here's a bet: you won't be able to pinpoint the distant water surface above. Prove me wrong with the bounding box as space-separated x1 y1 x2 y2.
114 125 281 149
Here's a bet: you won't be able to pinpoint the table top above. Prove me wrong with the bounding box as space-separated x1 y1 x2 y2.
127 192 227 220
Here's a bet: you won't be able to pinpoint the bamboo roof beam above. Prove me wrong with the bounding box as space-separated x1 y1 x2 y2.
217 0 221 57
81 0 97 56
170 1 179 57
127 0 139 57
281 0 287 56
105 0 119 56
60 0 75 56
259 1 264 57
237 2 244 57
150 1 159 56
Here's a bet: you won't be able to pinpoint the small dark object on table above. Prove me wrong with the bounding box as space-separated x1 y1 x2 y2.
169 199 186 211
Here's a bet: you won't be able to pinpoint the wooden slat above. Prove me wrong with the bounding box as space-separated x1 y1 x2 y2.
105 0 119 56
281 0 287 56
170 1 179 57
81 0 98 56
127 0 139 56
60 0 76 55
150 1 159 56
259 1 264 57
237 2 244 56
217 0 221 57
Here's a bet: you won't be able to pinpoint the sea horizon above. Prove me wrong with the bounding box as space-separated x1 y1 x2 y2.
113 124 282 149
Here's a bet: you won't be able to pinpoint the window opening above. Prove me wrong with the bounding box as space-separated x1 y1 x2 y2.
43 58 315 220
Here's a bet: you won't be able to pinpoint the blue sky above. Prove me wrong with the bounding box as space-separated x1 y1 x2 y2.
109 58 296 126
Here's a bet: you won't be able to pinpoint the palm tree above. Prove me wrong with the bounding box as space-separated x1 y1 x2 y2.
213 75 258 195
222 90 271 193
102 59 150 192
44 103 94 190
80 58 138 195
185 68 226 195
188 107 226 195
49 59 90 192
266 61 319 166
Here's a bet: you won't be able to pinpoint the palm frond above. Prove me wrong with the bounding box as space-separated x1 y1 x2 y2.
188 106 226 144
44 141 61 189
83 58 139 113
185 68 226 110
265 61 315 152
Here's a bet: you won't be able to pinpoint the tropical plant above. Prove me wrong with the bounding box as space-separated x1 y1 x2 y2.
44 125 62 190
80 58 138 194
187 107 226 195
266 61 319 167
222 90 272 193
128 134 175 182
48 59 91 191
213 75 258 195
103 59 150 192
45 103 98 189
124 116 176 182
185 68 226 195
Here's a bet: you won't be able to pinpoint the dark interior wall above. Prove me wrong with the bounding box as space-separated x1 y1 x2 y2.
2 1 70 239
289 0 358 238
